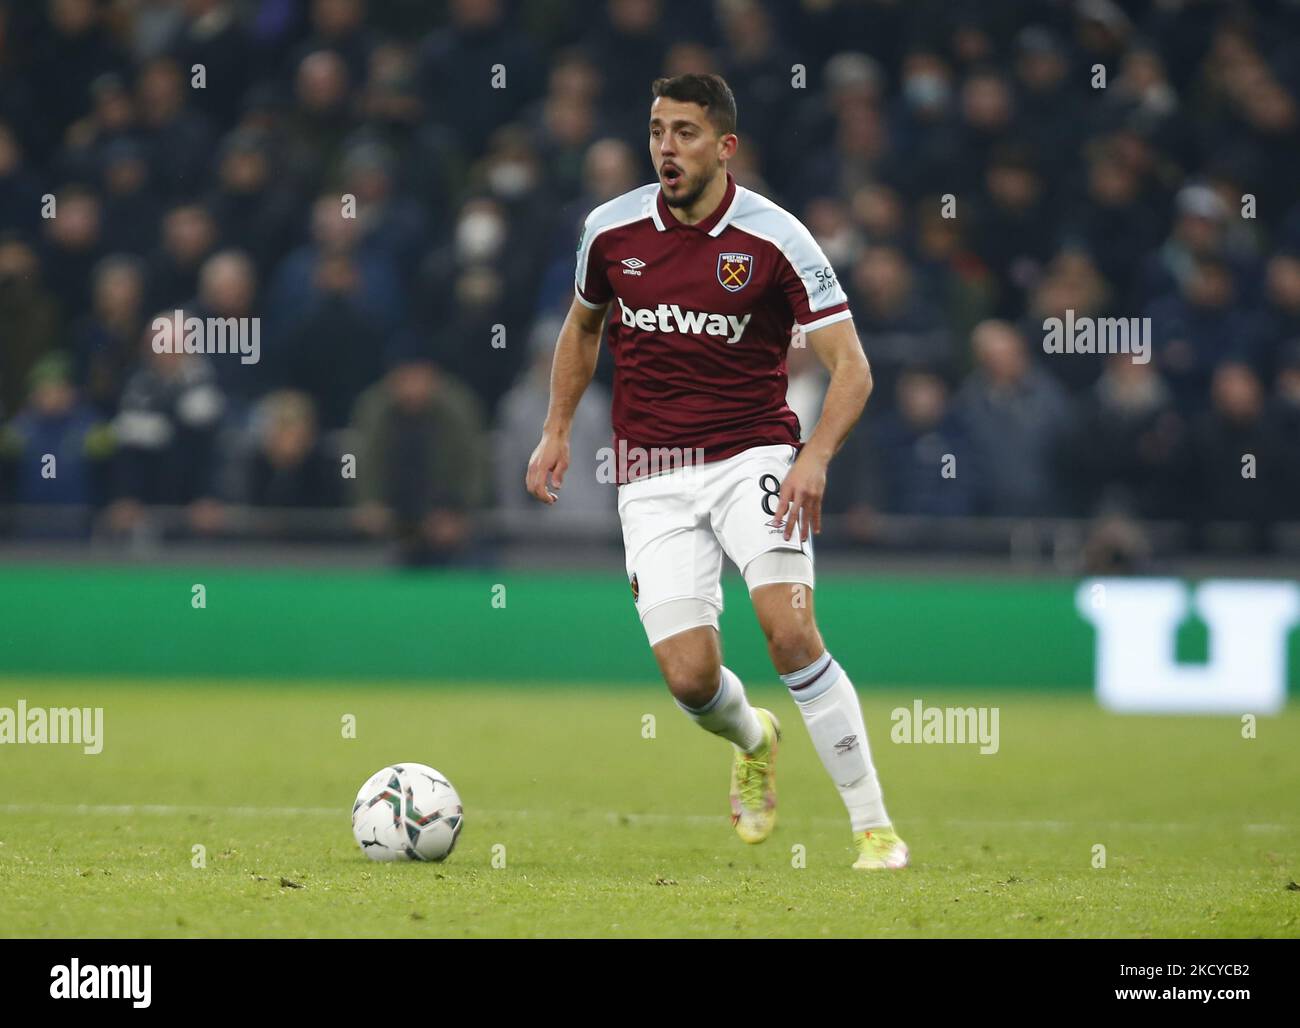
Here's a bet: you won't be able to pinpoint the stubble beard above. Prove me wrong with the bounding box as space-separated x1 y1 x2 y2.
662 164 720 210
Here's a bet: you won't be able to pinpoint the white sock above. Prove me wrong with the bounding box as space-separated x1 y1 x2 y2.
675 665 765 753
783 652 890 832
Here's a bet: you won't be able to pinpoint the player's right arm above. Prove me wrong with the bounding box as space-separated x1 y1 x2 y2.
525 294 608 504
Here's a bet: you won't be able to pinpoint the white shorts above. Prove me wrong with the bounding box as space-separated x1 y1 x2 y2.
617 443 815 645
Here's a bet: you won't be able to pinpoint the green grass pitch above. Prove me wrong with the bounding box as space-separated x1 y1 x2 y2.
0 679 1296 938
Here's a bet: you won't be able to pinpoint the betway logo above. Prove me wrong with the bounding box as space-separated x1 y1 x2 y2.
617 297 751 344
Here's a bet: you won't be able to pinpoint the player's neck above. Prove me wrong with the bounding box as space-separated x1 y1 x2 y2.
668 168 730 227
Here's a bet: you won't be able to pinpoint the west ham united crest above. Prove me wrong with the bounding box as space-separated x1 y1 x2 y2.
630 572 639 603
717 252 753 292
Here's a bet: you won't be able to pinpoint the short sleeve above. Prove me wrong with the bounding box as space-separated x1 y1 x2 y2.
774 225 852 333
574 213 613 309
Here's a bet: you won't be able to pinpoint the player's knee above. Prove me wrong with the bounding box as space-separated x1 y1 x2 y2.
660 653 722 708
668 672 721 710
761 620 822 674
653 630 722 708
646 602 722 705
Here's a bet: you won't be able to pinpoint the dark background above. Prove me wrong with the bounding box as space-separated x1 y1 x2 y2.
1 0 1298 570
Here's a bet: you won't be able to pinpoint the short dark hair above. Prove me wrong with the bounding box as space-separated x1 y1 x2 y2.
650 74 737 136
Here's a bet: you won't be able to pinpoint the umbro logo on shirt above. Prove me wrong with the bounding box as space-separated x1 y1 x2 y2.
620 257 646 276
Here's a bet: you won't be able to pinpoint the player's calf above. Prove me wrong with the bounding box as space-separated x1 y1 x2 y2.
654 621 778 842
752 582 906 868
654 619 765 754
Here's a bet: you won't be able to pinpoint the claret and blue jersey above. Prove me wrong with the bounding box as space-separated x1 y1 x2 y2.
575 171 852 479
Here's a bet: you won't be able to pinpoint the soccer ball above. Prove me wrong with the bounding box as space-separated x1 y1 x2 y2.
351 763 464 862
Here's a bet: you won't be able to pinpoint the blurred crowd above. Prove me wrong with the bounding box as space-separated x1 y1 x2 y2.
2 0 1299 561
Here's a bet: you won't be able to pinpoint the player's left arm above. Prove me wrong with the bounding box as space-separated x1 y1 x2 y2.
774 318 873 542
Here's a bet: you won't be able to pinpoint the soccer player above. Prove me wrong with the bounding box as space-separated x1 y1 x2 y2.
526 74 906 870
